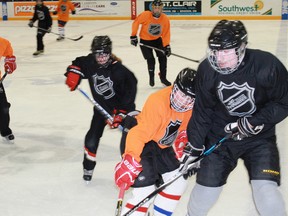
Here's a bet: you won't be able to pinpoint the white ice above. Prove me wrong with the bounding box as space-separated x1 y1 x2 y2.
0 19 287 216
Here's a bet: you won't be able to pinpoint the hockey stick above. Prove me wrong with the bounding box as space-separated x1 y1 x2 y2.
0 71 8 85
122 133 231 216
115 184 126 216
139 43 200 63
33 26 83 41
77 88 138 131
78 87 126 131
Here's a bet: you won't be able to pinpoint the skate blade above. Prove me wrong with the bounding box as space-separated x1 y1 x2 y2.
33 54 44 57
84 180 91 185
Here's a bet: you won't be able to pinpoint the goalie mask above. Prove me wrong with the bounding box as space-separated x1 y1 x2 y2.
151 0 164 18
170 68 196 112
207 20 248 75
91 35 112 68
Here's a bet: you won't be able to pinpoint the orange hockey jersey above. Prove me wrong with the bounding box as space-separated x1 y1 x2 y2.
0 37 14 77
0 37 13 60
131 11 171 47
125 86 193 162
55 0 75 22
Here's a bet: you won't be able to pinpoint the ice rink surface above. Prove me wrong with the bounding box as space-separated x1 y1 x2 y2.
0 19 287 216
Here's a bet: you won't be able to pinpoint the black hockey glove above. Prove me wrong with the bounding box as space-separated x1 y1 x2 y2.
130 36 138 47
164 45 171 57
72 10 76 15
179 142 204 179
224 117 264 141
28 20 34 28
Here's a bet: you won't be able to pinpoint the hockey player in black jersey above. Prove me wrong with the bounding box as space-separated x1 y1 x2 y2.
28 0 52 56
182 20 288 216
64 35 137 183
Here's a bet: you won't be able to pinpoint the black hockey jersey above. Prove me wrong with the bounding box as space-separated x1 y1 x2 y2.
71 54 137 114
187 48 288 149
31 4 52 29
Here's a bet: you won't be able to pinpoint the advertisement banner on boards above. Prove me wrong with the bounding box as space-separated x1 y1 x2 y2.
13 2 57 16
72 1 130 16
12 1 130 17
144 1 202 15
210 0 274 16
282 0 288 19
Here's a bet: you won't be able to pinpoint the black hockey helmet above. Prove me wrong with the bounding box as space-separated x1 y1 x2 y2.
152 0 163 7
207 20 248 74
174 67 197 97
91 35 112 54
208 20 247 50
91 36 113 68
170 67 197 112
151 0 163 18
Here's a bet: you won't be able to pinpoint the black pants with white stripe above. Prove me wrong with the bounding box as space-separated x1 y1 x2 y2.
0 83 12 137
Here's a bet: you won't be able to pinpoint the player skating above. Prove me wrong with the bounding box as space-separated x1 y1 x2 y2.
52 0 76 41
28 0 52 56
114 68 198 215
185 20 288 216
0 36 17 143
64 35 137 183
130 0 171 87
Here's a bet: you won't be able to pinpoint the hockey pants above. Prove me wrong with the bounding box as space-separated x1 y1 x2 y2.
121 169 187 216
187 180 287 216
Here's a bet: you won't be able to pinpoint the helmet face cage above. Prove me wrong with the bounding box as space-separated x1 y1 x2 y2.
151 0 163 18
207 43 246 75
95 52 111 67
91 36 112 67
170 84 195 112
207 20 248 74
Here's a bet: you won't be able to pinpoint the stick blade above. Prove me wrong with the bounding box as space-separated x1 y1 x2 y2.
67 35 83 41
74 35 83 41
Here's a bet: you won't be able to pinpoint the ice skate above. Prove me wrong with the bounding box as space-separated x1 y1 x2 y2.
2 134 15 144
158 72 171 86
33 50 44 56
149 76 155 87
148 70 155 87
56 36 65 41
160 78 171 86
83 169 94 184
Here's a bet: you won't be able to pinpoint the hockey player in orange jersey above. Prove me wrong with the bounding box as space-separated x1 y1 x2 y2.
114 68 199 215
0 37 17 143
130 0 171 87
53 0 76 41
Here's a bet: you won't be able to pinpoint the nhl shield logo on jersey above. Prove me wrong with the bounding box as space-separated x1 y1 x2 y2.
148 24 162 36
60 4 67 12
93 74 115 99
37 11 45 20
217 81 256 117
159 120 181 146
